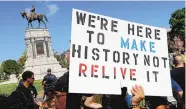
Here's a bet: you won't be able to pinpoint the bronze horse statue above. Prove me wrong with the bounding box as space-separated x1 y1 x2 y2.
20 11 48 28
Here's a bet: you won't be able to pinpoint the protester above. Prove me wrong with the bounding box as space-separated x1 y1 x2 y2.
53 70 89 109
42 68 57 85
0 94 8 109
42 68 57 100
166 78 183 108
171 54 185 102
54 70 68 109
7 71 41 109
53 70 102 109
53 68 146 109
18 78 38 99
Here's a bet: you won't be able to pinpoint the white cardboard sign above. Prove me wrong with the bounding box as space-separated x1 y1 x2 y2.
69 8 172 96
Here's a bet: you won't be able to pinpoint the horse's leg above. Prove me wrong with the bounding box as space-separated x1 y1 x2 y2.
41 20 47 28
38 20 40 28
27 22 29 28
30 22 33 28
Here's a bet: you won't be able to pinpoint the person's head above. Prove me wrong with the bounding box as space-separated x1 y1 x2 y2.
173 54 184 67
156 105 167 109
47 68 52 74
22 71 35 85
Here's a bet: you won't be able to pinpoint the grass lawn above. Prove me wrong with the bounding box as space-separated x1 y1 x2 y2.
0 80 43 95
0 80 7 83
0 80 104 104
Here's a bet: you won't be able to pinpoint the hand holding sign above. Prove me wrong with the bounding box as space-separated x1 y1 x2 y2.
131 85 145 105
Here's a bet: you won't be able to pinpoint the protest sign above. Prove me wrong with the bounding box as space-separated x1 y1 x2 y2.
69 8 172 96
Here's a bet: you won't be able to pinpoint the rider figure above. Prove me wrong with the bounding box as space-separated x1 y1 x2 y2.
30 5 35 20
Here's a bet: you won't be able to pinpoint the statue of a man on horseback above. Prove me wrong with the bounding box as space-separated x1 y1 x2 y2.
30 5 36 20
20 5 48 28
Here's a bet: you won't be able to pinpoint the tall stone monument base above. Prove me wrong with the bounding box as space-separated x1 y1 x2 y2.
24 58 67 80
24 28 67 80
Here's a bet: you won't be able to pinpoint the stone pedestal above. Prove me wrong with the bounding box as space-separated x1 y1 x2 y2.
24 28 66 80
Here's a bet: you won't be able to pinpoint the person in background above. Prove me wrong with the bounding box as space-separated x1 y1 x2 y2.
171 54 185 102
7 71 41 109
18 78 38 99
86 85 145 109
42 68 57 86
42 68 57 100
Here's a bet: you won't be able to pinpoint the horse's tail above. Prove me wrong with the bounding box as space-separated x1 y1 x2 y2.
43 14 48 22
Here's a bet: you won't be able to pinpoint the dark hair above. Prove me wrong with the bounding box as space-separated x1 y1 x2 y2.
22 71 34 81
47 68 51 73
54 71 69 92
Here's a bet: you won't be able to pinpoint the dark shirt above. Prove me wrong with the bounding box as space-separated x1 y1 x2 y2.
43 74 57 84
171 67 185 101
66 93 93 109
102 95 129 109
18 79 38 98
145 96 168 109
17 85 35 108
8 85 38 109
29 85 38 98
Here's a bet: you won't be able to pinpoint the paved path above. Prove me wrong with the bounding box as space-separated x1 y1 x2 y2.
37 91 45 102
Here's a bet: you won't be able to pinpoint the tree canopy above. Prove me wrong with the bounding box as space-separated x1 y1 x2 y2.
169 7 185 40
3 60 19 76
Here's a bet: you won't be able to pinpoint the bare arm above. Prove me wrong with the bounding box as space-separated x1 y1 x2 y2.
84 95 102 109
178 91 183 98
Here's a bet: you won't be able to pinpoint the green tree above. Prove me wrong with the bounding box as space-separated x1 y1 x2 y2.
60 51 69 68
54 51 69 68
169 7 185 40
0 63 3 79
54 52 62 62
3 60 19 79
0 61 7 80
17 51 27 79
17 51 27 68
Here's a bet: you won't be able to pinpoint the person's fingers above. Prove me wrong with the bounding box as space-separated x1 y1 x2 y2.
139 85 143 91
131 88 138 96
135 84 139 89
137 85 145 99
132 86 138 93
134 85 142 95
138 85 144 94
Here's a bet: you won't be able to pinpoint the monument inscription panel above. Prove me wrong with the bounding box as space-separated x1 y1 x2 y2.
36 41 44 55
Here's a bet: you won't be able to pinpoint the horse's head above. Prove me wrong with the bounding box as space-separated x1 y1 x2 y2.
20 12 26 18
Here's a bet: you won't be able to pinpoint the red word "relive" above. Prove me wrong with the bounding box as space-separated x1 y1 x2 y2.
79 63 136 81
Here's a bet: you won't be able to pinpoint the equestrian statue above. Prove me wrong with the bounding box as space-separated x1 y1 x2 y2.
21 5 48 28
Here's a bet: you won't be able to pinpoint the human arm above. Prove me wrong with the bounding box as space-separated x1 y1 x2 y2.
178 91 183 98
42 76 47 86
130 85 145 109
33 86 38 98
171 78 183 98
53 75 57 82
